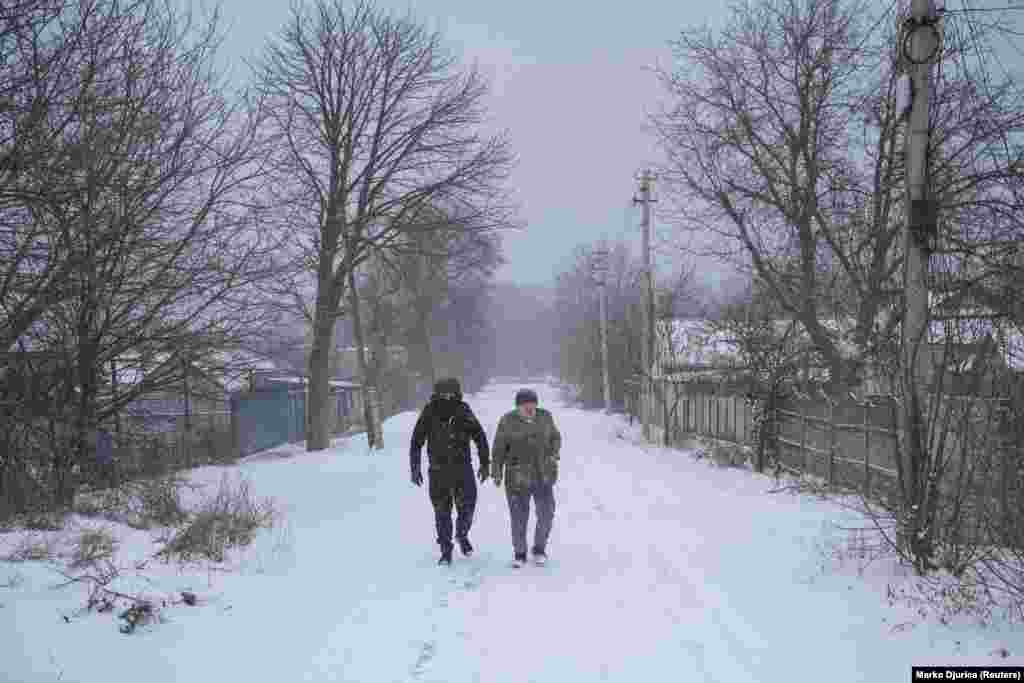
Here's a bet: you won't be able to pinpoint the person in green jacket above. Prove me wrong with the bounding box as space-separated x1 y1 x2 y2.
491 388 562 567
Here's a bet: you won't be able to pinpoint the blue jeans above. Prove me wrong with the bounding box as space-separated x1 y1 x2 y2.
505 482 556 556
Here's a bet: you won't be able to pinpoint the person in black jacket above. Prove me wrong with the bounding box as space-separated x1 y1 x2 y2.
410 378 490 565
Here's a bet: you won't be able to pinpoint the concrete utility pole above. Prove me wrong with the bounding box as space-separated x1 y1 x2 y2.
900 0 941 533
593 243 612 414
634 170 656 441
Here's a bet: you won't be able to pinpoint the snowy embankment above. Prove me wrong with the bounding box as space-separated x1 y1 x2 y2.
2 382 1023 682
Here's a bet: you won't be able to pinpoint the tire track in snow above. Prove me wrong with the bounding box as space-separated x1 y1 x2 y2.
579 419 769 682
679 639 721 683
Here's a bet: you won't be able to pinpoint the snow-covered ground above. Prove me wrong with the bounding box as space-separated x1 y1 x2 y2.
3 382 1023 682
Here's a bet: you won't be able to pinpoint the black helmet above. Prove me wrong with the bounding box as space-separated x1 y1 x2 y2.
514 388 538 405
433 377 462 400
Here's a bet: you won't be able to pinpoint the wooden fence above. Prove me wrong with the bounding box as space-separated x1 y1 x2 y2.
652 380 757 446
770 393 901 501
647 378 1023 507
647 379 905 500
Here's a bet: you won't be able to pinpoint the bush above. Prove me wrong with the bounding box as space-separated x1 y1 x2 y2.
156 474 277 564
1 533 59 563
132 476 191 528
20 510 68 532
74 475 192 530
69 528 118 570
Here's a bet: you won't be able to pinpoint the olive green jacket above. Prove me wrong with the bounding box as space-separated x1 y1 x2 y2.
491 408 562 489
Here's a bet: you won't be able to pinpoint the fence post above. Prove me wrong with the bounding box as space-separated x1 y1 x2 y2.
772 398 780 469
712 389 717 439
712 387 720 436
707 391 712 437
801 401 809 475
696 392 702 436
755 397 765 473
827 394 836 490
702 392 707 436
863 400 871 499
230 397 237 459
716 385 722 439
999 402 1009 530
683 395 689 435
734 394 740 443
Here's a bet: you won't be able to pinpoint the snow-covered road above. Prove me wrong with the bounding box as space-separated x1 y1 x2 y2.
3 382 1022 682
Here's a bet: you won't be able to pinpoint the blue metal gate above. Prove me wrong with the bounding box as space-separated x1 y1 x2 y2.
230 387 306 457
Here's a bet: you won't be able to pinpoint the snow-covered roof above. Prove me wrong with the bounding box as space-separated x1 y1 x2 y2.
211 350 281 372
264 375 305 385
928 317 1024 370
257 375 361 390
656 315 869 378
656 319 743 368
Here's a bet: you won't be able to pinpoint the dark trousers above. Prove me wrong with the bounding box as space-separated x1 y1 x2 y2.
429 463 478 551
505 482 556 556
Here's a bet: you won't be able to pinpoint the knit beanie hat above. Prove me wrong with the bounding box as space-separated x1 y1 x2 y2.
433 377 462 399
514 388 538 405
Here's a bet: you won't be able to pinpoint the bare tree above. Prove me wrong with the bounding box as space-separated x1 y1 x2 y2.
252 0 515 451
1 0 276 515
374 204 501 390
553 246 604 406
553 242 645 410
348 206 502 422
653 0 1024 574
703 282 806 471
648 266 706 447
1 0 86 350
651 0 902 389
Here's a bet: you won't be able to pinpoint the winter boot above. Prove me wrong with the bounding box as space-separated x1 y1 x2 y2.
438 546 453 566
531 547 548 566
511 552 527 568
457 537 474 557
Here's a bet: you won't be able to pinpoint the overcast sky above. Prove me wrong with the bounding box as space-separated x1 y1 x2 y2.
212 0 727 288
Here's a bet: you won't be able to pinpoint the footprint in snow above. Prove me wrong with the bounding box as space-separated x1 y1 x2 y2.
410 640 437 677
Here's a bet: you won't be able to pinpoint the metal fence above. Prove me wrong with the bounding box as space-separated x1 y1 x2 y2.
229 383 363 457
230 387 307 457
122 410 234 474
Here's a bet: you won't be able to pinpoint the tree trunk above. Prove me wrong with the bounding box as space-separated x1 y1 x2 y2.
414 302 436 387
307 206 348 453
369 310 388 445
307 292 337 451
348 268 382 449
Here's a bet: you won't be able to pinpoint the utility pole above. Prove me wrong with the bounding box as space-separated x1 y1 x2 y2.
634 169 656 441
900 0 941 559
593 243 611 414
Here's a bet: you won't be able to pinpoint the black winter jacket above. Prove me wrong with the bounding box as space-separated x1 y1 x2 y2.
410 396 490 472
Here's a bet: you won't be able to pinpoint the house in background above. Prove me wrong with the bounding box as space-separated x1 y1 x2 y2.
654 318 744 381
922 242 1024 389
924 307 1024 392
247 371 363 429
122 356 241 435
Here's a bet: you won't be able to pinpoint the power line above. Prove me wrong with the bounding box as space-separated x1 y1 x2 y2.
853 0 902 54
940 5 1024 13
